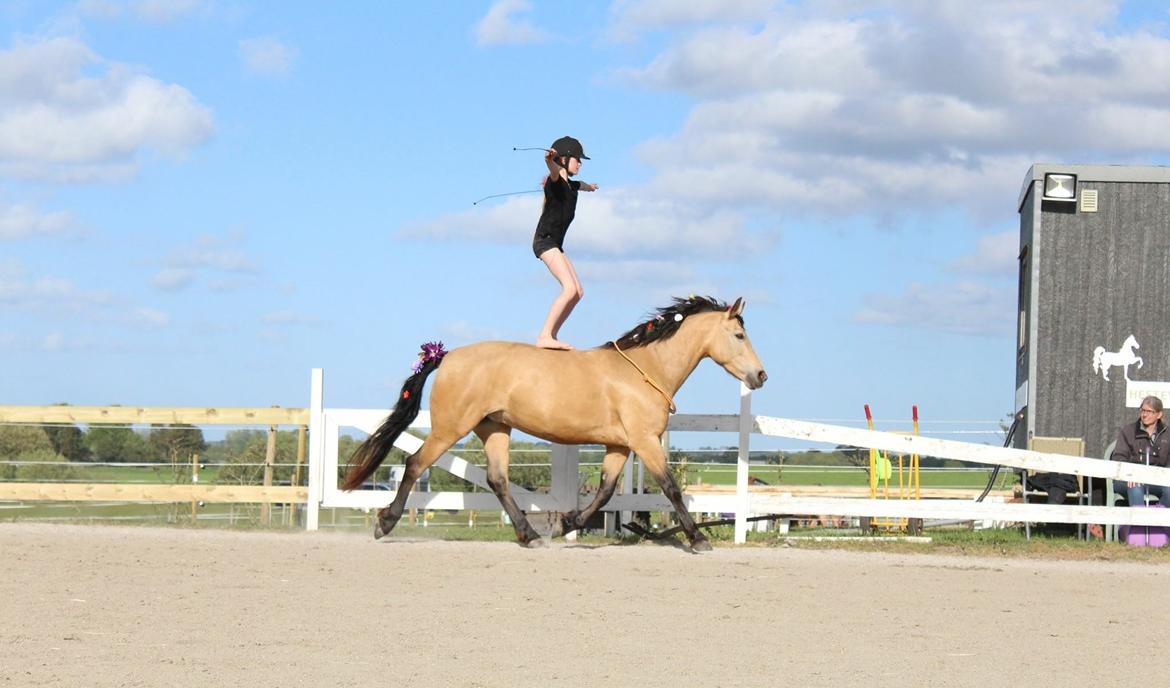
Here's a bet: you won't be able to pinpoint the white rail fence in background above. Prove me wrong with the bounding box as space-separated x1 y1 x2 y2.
306 369 1170 543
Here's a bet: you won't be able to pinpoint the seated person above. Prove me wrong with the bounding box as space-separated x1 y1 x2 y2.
1110 395 1170 506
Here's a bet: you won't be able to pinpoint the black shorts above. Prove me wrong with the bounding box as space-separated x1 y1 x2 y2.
532 231 564 259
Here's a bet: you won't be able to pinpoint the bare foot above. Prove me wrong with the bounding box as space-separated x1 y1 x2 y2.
535 336 573 350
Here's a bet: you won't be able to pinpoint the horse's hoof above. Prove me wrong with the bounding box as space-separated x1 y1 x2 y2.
691 539 713 553
554 513 580 538
523 537 547 549
374 516 398 540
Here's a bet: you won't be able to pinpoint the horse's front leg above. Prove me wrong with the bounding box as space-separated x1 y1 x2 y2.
555 445 630 537
629 437 710 553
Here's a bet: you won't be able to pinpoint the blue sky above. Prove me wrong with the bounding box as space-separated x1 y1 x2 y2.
4 1 1170 448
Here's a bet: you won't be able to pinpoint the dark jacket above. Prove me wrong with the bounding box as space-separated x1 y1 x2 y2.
1111 419 1170 467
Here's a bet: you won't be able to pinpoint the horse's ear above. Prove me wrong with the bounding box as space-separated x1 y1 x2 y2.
729 297 745 318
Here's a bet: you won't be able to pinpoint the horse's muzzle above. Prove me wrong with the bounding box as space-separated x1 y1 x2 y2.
748 370 767 389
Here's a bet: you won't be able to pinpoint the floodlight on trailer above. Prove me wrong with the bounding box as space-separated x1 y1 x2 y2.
1042 172 1077 202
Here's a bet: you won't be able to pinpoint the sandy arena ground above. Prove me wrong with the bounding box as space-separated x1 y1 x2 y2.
2 523 1168 687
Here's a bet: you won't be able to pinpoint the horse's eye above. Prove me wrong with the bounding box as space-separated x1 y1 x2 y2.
735 333 745 340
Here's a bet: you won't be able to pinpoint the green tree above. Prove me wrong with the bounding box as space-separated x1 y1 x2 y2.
148 424 206 463
0 426 74 480
84 425 151 463
0 425 55 458
37 404 91 462
43 423 90 462
217 429 309 485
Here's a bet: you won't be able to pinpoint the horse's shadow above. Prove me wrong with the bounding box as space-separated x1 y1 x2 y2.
558 534 694 552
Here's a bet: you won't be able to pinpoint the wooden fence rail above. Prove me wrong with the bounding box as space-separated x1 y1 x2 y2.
0 483 307 503
0 405 309 521
0 405 308 426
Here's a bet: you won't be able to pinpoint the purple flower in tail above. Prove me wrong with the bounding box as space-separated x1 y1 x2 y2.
412 340 448 373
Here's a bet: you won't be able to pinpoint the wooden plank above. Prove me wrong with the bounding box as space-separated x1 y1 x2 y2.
749 494 1170 528
0 483 307 503
686 484 1015 500
577 491 1170 529
0 405 309 426
754 415 1170 486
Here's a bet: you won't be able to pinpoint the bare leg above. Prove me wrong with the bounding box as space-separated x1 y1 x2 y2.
375 432 460 539
536 249 582 350
630 438 710 552
475 420 543 547
549 253 582 338
556 445 629 536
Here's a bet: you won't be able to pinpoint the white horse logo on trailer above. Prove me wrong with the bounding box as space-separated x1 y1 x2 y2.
1092 334 1143 381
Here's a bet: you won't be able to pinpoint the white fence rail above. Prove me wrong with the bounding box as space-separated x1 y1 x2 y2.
306 369 1170 543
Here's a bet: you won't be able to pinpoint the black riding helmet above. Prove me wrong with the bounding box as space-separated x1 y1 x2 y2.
551 135 589 160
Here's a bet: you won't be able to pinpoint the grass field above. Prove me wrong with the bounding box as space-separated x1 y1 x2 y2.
0 459 1017 531
581 462 1016 491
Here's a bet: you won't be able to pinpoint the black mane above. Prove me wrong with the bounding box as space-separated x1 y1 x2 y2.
601 295 732 350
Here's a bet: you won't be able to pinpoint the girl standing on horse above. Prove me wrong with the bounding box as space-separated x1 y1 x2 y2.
532 135 598 350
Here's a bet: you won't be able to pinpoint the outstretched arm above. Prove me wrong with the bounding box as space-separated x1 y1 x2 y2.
544 149 567 182
577 182 599 192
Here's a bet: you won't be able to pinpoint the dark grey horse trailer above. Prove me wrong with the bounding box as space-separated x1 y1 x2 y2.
1016 164 1170 468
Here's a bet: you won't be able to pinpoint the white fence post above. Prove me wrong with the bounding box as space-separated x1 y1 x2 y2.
306 368 324 532
734 382 752 544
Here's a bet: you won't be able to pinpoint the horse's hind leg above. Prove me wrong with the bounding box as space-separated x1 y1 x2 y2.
557 445 629 536
375 431 459 539
475 419 543 547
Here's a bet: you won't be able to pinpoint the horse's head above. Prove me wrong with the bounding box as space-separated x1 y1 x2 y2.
1124 334 1140 350
703 297 767 390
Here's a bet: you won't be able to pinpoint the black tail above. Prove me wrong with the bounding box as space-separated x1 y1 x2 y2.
342 357 442 491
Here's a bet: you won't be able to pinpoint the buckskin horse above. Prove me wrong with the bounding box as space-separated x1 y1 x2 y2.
342 296 767 552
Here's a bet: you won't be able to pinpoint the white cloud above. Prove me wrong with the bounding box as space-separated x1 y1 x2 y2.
40 332 66 352
950 230 1019 276
262 311 319 326
151 268 195 291
0 36 214 183
607 0 777 41
129 307 169 328
574 258 696 285
475 0 552 46
175 235 260 272
0 260 113 311
401 187 762 258
854 280 1015 336
607 1 1170 221
239 37 297 77
151 232 262 291
76 0 209 23
437 320 507 346
0 202 80 240
0 330 93 353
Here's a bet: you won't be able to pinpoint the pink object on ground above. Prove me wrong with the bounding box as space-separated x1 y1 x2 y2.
1118 504 1169 547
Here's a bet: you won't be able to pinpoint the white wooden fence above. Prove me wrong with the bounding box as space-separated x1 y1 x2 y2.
305 369 1170 543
